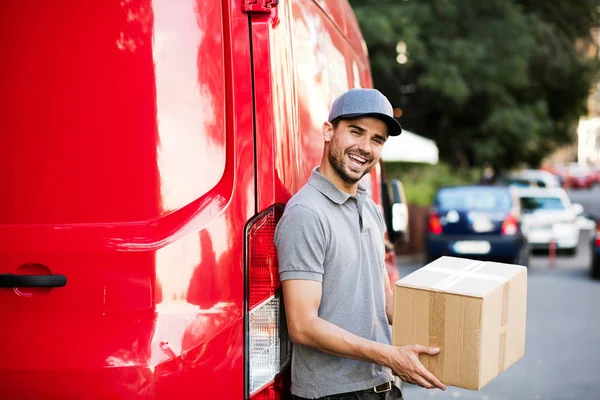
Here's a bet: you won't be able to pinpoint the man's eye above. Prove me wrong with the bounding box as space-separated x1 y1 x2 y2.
351 130 361 135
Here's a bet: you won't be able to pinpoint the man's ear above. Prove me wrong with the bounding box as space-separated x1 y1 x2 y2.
322 121 333 142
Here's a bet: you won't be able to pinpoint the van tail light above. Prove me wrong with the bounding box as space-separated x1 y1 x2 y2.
595 223 600 247
252 385 277 400
250 372 291 400
502 214 518 236
245 205 291 399
428 212 443 235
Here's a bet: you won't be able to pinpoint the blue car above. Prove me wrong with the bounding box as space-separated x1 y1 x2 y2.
425 185 529 265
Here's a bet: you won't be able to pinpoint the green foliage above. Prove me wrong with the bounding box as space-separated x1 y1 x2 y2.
350 0 600 171
383 162 481 206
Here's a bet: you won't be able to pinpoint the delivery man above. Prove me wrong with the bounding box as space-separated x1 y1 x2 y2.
275 88 446 399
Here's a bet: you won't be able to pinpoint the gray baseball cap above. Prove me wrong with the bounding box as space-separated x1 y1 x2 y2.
328 88 402 136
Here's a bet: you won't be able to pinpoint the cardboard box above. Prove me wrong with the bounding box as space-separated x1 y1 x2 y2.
392 256 527 390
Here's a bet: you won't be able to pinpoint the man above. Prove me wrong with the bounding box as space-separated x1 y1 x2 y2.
274 88 446 399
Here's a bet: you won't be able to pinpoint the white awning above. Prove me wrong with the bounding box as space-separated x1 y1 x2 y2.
381 130 439 164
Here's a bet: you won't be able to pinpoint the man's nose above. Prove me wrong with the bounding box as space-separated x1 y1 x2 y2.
357 135 372 154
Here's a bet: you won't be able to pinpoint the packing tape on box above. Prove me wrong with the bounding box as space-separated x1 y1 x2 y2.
429 261 508 290
426 260 511 378
427 292 446 379
499 281 510 374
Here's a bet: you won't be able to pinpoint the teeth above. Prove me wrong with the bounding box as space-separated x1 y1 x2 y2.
349 154 367 163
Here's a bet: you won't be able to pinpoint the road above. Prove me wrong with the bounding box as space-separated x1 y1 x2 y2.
396 188 600 400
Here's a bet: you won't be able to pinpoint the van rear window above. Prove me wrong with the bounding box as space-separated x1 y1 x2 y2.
520 197 565 212
437 188 512 211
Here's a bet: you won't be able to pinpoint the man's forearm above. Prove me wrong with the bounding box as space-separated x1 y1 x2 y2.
383 268 394 325
289 316 392 368
386 286 394 325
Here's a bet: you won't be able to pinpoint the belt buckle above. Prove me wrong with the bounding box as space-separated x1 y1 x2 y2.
374 381 392 393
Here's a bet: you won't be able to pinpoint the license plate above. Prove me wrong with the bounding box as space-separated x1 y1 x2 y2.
472 218 494 233
552 223 576 233
453 241 491 254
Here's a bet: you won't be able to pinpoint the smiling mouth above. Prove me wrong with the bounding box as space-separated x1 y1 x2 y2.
348 153 369 169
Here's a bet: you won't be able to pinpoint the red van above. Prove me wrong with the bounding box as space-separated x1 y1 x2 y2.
0 1 401 398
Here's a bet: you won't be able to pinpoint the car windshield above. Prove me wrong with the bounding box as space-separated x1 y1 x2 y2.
436 188 512 211
520 196 565 212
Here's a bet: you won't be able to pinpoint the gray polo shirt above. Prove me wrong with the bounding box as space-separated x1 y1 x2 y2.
274 168 393 399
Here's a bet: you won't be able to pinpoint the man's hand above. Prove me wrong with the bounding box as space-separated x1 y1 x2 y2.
386 345 446 390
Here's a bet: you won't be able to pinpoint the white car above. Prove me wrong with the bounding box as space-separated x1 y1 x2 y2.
516 187 583 255
505 169 561 188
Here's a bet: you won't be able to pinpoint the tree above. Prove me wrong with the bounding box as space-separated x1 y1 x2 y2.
350 0 600 171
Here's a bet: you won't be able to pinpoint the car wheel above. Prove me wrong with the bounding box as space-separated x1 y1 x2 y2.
591 255 600 280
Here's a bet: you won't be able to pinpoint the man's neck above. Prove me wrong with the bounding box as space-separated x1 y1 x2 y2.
317 163 358 195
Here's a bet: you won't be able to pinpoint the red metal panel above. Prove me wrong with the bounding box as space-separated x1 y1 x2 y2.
312 0 346 35
0 0 254 398
253 0 372 210
0 0 161 225
292 0 351 181
268 1 302 203
250 11 277 213
250 0 381 214
340 0 370 60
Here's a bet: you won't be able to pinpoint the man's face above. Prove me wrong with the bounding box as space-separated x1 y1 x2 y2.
325 117 388 184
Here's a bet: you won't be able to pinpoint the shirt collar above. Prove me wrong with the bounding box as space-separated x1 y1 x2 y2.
308 168 367 205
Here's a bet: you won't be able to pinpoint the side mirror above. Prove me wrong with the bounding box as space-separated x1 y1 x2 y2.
392 202 409 235
572 203 584 216
389 180 409 243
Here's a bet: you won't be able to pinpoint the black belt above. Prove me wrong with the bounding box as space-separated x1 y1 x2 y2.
360 381 392 394
292 382 394 400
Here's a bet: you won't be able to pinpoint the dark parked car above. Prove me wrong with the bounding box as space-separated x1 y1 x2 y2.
591 216 600 279
425 185 529 265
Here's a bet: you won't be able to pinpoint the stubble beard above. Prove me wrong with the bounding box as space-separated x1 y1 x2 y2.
328 147 373 184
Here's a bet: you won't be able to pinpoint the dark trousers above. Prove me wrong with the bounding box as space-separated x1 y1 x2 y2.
291 384 403 400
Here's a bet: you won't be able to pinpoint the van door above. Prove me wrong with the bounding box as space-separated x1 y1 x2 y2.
0 1 252 399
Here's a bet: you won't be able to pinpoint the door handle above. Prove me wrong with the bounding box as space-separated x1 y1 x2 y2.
0 273 67 288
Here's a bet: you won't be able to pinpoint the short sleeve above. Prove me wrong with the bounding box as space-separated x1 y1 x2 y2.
274 204 326 282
